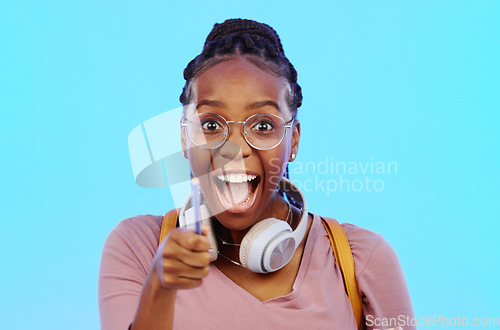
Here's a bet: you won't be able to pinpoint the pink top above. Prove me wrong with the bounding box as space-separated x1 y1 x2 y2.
99 213 415 330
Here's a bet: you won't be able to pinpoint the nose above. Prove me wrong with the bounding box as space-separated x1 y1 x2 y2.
219 122 252 159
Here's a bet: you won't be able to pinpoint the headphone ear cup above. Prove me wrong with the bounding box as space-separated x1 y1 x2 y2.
240 218 292 273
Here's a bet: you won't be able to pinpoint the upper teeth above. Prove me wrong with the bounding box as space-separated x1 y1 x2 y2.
217 174 257 183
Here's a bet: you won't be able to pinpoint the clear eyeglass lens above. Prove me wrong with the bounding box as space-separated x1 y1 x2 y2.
244 114 286 150
187 113 228 149
187 113 286 150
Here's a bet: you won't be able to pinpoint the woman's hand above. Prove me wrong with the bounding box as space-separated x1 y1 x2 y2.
153 226 211 291
131 227 211 330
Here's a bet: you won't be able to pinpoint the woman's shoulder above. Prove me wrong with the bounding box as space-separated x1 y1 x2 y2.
110 214 163 238
116 213 164 231
311 213 395 277
103 214 164 256
312 214 414 320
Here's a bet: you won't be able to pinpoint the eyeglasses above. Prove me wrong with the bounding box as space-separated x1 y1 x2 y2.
182 112 294 150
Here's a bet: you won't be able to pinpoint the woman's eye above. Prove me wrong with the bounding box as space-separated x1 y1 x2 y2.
254 121 274 131
202 121 220 131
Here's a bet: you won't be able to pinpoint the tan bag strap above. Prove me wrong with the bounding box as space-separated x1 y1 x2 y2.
159 211 363 328
321 217 363 329
159 209 179 247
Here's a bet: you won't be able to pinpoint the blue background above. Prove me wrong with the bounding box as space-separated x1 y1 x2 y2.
1 1 498 329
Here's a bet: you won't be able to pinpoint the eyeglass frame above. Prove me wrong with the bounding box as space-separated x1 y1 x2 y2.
181 112 295 150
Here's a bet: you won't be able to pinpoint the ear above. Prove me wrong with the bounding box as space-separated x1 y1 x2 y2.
289 120 300 162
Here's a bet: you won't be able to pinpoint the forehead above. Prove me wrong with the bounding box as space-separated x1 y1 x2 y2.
187 57 292 120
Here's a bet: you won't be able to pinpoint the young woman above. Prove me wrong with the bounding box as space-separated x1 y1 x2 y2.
99 19 415 330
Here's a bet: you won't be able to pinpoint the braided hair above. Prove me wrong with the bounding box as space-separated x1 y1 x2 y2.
180 19 303 208
180 18 302 118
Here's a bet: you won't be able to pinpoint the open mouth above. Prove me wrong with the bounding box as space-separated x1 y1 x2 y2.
213 172 260 213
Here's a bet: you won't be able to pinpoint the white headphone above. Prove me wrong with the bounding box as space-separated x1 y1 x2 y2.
179 177 308 273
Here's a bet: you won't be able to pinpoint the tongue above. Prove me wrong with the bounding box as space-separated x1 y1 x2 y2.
221 181 251 206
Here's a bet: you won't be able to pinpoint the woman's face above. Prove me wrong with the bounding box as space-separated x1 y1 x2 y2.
182 57 300 231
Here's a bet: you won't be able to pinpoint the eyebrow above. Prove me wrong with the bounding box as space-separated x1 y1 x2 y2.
195 99 280 111
247 100 280 110
196 99 226 109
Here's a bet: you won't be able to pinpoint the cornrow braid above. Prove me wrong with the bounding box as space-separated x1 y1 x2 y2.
204 19 284 54
180 18 302 117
